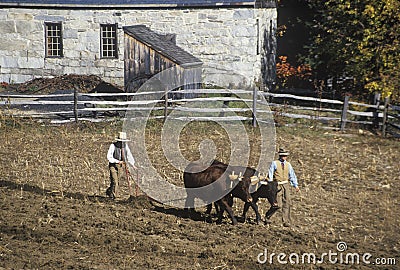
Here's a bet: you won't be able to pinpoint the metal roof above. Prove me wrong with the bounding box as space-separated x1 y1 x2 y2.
0 0 263 8
124 25 203 67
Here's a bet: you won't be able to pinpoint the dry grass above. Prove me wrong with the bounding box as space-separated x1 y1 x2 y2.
0 117 399 269
1 117 398 202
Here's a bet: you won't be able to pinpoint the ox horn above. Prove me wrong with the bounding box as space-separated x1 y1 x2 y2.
238 171 243 181
229 171 238 188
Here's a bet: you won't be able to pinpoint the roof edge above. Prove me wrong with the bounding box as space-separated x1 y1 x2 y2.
123 25 203 67
0 2 263 9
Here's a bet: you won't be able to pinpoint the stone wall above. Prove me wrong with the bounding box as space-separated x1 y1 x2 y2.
0 7 276 89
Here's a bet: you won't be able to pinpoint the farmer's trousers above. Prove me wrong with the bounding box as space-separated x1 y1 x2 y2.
277 182 291 224
107 163 124 197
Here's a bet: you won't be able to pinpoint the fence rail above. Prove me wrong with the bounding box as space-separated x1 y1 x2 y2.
1 89 399 137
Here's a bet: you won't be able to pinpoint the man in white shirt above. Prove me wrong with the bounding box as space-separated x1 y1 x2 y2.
106 132 137 199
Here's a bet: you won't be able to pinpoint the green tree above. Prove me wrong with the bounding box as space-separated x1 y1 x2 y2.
305 0 400 101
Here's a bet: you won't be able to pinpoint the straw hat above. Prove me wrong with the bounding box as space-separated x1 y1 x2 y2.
278 148 290 156
115 132 130 142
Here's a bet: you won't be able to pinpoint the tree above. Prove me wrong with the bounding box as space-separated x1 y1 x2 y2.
277 0 311 66
305 0 400 101
276 56 312 89
275 0 314 90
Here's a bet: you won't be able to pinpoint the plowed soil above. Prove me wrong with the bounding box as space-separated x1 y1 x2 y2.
0 119 399 269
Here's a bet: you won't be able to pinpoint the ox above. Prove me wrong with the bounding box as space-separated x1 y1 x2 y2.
212 160 279 224
243 180 279 223
183 161 253 225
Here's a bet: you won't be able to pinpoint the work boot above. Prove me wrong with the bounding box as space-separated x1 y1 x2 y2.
106 187 115 199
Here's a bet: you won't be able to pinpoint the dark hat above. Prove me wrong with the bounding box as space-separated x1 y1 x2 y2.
278 148 290 156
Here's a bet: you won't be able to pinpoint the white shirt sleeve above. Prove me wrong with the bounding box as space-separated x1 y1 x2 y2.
288 163 298 188
125 145 135 167
267 161 277 181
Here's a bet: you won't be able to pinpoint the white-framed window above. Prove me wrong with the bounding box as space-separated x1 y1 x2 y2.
100 24 118 58
45 22 63 57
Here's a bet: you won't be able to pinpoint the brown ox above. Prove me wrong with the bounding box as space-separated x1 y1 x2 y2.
211 160 279 224
183 161 253 225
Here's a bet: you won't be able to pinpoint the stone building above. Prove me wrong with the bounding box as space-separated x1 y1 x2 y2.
0 0 277 90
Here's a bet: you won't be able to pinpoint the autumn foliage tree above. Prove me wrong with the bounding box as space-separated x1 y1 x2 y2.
276 56 312 89
305 0 400 101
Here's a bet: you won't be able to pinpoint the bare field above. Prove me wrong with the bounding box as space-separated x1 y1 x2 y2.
0 118 399 269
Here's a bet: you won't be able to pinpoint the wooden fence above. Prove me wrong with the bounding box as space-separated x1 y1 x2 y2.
1 89 399 137
264 92 399 137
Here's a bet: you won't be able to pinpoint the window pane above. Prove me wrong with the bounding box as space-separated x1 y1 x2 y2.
101 24 117 58
45 23 62 57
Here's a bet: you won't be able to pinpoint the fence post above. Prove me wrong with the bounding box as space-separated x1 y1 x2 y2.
74 88 78 123
340 95 350 131
382 96 390 137
252 87 257 127
164 87 168 123
372 92 381 129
